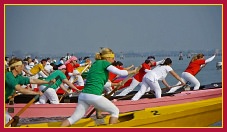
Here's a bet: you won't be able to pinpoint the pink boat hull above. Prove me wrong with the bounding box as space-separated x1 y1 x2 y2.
6 88 222 118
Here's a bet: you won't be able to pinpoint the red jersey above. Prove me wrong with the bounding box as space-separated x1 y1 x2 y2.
65 63 74 79
134 62 156 82
184 59 205 76
73 63 80 68
65 63 81 79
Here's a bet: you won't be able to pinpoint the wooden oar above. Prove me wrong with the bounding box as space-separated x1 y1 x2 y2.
5 76 60 127
59 88 72 102
85 66 141 118
7 91 17 113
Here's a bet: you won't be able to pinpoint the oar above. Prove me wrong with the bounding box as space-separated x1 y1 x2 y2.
85 66 141 118
59 88 72 102
5 76 60 127
7 91 17 113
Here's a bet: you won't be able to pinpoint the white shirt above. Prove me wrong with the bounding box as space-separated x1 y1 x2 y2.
144 65 173 81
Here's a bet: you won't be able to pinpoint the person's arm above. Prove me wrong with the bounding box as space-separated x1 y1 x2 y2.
30 78 56 85
144 69 151 73
15 84 42 96
23 69 33 76
169 70 185 86
107 65 128 76
205 54 216 63
107 65 138 76
42 69 49 76
155 59 165 65
162 79 171 89
62 79 80 91
59 83 71 94
123 65 134 70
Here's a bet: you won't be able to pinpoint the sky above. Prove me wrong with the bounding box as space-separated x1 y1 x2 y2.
5 5 222 56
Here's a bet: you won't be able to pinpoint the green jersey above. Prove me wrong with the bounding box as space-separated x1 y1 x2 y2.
5 72 30 101
42 70 67 89
82 60 111 95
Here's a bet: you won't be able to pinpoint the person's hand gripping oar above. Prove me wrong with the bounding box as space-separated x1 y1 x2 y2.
5 76 60 127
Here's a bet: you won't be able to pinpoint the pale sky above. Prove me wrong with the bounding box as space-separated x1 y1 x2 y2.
5 5 222 56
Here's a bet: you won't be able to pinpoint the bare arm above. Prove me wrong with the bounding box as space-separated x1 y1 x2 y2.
29 78 50 85
59 83 71 94
42 69 49 76
169 70 185 85
15 84 42 95
162 79 171 89
123 65 134 70
23 69 33 76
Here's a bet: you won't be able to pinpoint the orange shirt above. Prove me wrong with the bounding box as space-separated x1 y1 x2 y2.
184 59 205 76
134 62 154 82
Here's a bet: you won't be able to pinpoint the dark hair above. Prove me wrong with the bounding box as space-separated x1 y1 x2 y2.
41 59 47 62
145 56 155 64
111 61 117 66
147 56 155 60
145 59 150 64
161 58 172 65
54 64 63 70
116 61 123 66
83 56 90 60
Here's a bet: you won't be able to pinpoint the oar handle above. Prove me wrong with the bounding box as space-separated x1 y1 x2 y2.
5 76 60 127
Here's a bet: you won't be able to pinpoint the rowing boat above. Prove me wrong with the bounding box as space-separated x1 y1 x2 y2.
20 97 222 127
6 86 222 119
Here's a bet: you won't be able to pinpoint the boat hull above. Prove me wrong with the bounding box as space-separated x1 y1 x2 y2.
20 97 222 127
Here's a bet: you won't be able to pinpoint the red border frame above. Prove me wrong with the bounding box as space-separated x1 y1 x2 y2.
1 0 225 131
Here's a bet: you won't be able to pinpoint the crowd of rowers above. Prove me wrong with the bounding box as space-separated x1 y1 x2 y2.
5 48 216 126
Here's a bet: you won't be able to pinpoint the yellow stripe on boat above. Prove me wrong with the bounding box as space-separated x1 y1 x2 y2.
20 97 222 128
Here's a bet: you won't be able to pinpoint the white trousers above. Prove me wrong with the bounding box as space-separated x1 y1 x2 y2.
35 85 59 104
167 72 200 93
131 77 162 101
67 93 119 125
116 78 140 96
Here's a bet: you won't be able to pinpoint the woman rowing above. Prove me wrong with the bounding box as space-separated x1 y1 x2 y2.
35 64 80 104
5 57 55 126
116 56 164 97
131 58 185 100
167 53 216 93
65 56 87 87
61 47 137 127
